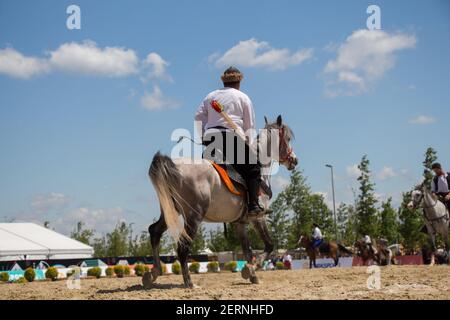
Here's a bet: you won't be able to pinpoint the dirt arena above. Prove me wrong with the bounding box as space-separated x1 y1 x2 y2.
1 265 449 300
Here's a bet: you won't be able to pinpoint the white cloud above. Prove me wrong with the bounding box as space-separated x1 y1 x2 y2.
211 38 313 70
0 48 49 79
30 192 71 213
409 115 436 125
346 164 361 179
272 175 290 190
49 41 139 77
324 29 416 96
378 166 396 180
57 207 126 234
140 85 180 110
0 41 150 79
142 52 172 81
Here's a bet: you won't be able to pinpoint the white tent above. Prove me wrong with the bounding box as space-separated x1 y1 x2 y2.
0 223 94 261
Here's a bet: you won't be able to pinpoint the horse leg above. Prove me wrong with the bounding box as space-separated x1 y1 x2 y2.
236 222 258 284
430 232 437 266
142 214 167 288
177 216 202 289
251 219 274 268
331 245 339 267
333 251 339 267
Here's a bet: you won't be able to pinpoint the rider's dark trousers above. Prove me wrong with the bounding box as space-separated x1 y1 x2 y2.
202 128 261 193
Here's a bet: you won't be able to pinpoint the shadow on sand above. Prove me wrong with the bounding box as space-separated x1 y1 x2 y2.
96 283 185 294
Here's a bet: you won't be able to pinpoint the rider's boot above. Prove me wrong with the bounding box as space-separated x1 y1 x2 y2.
247 179 264 217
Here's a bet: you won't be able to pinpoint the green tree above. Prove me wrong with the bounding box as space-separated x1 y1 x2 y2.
269 170 333 248
423 147 437 186
190 224 207 254
92 236 107 257
267 193 290 250
70 221 94 245
309 193 333 238
336 203 357 243
106 222 130 257
130 231 151 257
379 197 398 243
284 170 315 247
208 227 229 252
355 155 379 237
398 192 427 252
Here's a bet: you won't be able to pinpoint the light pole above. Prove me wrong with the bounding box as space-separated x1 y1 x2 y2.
326 164 338 240
129 222 135 252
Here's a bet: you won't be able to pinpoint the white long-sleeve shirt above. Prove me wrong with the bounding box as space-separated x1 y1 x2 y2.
195 87 256 144
312 227 323 240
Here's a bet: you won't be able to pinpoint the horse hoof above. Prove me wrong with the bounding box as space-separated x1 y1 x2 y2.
151 268 160 281
241 265 251 280
142 271 154 289
250 276 259 284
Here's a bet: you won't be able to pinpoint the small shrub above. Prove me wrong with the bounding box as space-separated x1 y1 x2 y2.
225 261 237 272
207 261 219 273
134 264 148 277
24 268 36 282
105 267 114 277
123 265 131 276
172 261 181 275
87 267 102 279
189 261 200 274
114 265 125 278
161 263 167 274
0 272 9 282
15 277 27 284
275 261 285 270
45 267 59 281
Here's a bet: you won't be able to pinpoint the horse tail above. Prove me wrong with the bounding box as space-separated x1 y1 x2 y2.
149 152 189 243
338 244 353 256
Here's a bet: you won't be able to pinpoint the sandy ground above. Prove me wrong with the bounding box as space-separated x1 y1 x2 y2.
1 265 449 300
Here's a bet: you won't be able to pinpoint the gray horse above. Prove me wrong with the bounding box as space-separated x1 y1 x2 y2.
408 183 449 265
143 115 298 288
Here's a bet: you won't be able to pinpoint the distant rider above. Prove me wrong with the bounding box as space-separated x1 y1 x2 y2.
312 223 323 250
364 235 375 255
431 163 450 212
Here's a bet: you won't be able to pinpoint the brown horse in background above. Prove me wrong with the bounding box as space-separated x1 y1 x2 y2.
354 239 396 266
354 239 377 265
298 235 352 268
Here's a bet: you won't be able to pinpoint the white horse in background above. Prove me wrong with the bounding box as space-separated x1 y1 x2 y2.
408 183 449 265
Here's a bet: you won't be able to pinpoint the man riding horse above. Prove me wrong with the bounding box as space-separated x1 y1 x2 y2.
431 163 450 213
145 67 298 288
195 66 267 217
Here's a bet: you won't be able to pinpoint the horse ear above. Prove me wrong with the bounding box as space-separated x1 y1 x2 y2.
276 115 282 126
264 116 269 126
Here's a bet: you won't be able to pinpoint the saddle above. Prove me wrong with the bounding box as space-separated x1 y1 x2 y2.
210 162 273 199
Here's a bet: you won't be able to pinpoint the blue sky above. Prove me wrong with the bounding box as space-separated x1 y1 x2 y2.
0 0 449 236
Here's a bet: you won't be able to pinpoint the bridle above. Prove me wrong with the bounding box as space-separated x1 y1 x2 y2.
277 126 294 164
